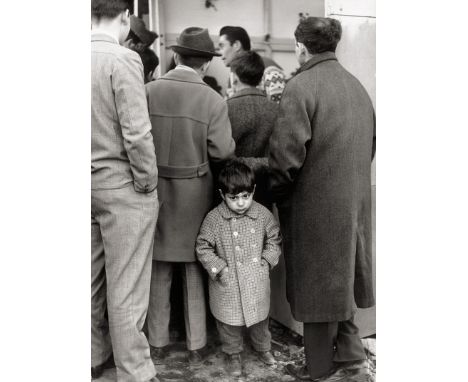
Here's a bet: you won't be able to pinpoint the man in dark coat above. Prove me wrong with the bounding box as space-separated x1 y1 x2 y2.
268 17 376 381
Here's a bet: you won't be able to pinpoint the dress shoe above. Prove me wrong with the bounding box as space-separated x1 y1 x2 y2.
226 353 242 377
188 349 204 366
256 350 276 365
285 364 312 381
150 345 168 365
91 354 114 379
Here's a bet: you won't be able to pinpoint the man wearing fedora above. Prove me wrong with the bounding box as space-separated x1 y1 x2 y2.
145 27 235 366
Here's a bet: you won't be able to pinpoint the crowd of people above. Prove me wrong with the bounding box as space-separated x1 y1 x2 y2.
91 1 375 381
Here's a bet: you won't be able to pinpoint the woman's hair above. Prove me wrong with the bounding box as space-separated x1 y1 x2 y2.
294 17 342 54
230 51 265 87
218 160 255 195
91 0 131 20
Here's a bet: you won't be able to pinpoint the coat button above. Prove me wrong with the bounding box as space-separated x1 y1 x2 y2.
233 231 238 237
250 228 255 233
211 267 217 273
252 258 258 263
252 244 257 248
232 218 236 222
235 246 241 251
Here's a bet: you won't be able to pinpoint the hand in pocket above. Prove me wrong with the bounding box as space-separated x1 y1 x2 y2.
219 267 229 287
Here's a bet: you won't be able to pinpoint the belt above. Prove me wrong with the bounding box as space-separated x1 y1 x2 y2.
157 162 209 179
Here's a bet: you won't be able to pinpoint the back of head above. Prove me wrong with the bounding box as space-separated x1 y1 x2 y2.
218 160 255 195
138 48 159 79
230 51 265 87
91 0 131 20
177 54 211 70
294 17 342 54
219 26 251 51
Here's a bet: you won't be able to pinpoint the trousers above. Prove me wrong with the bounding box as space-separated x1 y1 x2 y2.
147 261 207 350
216 317 271 355
303 317 367 379
91 186 159 382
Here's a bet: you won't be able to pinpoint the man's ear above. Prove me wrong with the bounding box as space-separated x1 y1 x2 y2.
218 189 225 200
233 40 242 52
121 9 130 25
230 71 239 89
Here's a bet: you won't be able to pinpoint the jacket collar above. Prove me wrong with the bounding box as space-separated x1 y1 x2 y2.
218 200 260 220
91 32 119 45
161 67 208 87
229 87 266 100
296 51 337 75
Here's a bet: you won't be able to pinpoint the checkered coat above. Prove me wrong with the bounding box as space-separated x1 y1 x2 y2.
196 201 281 327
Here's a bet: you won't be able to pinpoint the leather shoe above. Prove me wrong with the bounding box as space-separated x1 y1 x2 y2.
91 354 114 379
256 350 276 365
150 345 168 365
285 364 312 381
226 353 242 377
188 349 204 366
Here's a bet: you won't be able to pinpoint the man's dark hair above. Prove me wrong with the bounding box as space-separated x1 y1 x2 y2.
218 160 255 195
177 54 212 69
294 17 342 54
219 26 251 51
138 48 159 78
126 29 141 44
92 0 131 20
230 51 265 87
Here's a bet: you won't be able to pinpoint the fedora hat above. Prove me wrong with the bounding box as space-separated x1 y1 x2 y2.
170 27 221 57
130 15 158 46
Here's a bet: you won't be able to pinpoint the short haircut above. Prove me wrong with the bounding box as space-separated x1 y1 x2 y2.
219 26 251 51
230 51 265 87
91 0 131 20
218 160 256 195
177 54 212 69
294 17 342 54
138 48 159 78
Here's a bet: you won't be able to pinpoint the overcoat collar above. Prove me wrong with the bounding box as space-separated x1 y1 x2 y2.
218 200 260 220
160 67 208 87
296 51 337 75
229 88 265 100
91 33 118 45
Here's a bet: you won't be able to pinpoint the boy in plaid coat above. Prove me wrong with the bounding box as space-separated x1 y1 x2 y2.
196 160 282 377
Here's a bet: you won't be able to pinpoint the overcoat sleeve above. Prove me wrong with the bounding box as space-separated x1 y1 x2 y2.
268 78 315 201
196 212 228 280
112 52 158 193
261 212 282 268
207 99 236 163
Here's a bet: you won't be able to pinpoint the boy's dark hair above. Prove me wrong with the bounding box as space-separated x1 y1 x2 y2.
294 17 342 54
177 54 212 69
139 48 159 78
230 51 265 87
218 160 255 195
91 0 131 20
219 26 251 51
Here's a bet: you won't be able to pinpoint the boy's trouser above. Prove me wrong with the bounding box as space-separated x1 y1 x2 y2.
216 317 271 355
91 186 159 382
147 261 207 351
303 316 367 379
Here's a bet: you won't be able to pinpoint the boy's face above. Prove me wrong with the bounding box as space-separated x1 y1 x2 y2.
221 190 254 215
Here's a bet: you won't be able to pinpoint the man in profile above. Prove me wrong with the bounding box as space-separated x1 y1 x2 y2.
91 1 159 381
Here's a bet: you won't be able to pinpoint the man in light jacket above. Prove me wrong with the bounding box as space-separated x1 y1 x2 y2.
91 1 159 381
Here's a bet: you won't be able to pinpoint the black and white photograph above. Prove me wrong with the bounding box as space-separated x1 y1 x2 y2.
3 1 467 382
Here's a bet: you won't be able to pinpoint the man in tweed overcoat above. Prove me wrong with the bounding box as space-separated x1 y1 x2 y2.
268 17 376 381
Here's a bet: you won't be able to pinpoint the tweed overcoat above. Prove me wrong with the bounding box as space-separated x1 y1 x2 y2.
146 67 235 262
268 52 376 323
196 201 282 327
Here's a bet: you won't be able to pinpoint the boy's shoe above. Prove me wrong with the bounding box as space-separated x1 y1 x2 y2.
150 345 168 365
256 350 276 365
91 354 114 379
226 353 242 377
188 349 204 366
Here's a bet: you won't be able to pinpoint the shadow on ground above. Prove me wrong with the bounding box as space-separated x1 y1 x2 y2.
95 320 376 382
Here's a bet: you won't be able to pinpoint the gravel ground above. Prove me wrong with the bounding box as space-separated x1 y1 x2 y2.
95 320 376 382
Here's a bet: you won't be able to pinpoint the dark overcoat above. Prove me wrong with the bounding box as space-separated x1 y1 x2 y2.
146 67 235 262
268 52 376 323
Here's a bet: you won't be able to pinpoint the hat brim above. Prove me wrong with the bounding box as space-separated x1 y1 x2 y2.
171 45 221 57
135 30 158 46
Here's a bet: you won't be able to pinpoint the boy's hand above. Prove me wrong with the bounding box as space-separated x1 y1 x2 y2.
219 267 229 286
